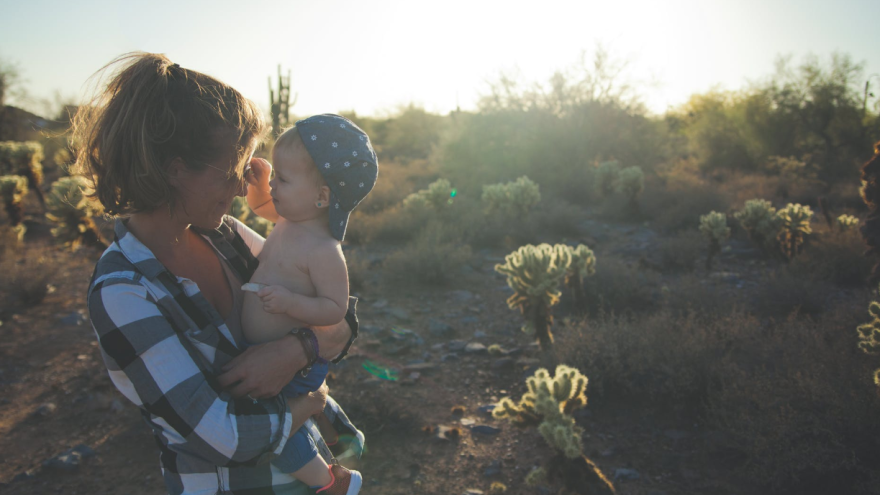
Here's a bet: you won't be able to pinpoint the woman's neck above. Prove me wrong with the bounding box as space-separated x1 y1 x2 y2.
126 209 196 261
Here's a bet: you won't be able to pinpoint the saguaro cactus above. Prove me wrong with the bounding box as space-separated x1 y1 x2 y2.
45 176 108 250
564 244 596 312
0 141 45 207
402 178 455 210
481 176 541 216
699 211 730 271
268 65 296 138
495 243 571 350
734 199 782 251
493 365 615 494
776 203 813 260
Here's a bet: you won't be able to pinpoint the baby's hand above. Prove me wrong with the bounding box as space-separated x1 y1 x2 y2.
257 285 295 314
247 157 273 189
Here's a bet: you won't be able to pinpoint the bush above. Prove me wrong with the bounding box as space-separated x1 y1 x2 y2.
581 257 660 315
749 268 828 318
481 175 541 216
705 301 880 492
0 252 53 307
382 223 472 285
656 229 703 273
788 230 871 287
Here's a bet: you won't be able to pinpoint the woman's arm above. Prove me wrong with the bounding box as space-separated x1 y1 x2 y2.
88 275 294 467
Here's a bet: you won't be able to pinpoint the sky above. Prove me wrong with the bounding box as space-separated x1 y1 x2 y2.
2 0 879 119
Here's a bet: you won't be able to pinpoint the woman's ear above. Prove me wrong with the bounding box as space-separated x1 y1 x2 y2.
167 157 187 188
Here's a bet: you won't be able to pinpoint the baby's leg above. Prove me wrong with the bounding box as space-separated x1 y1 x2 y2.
292 456 332 488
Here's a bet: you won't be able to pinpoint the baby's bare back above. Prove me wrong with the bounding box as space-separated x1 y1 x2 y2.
242 221 328 344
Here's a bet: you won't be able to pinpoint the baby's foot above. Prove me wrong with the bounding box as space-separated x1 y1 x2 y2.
315 464 362 495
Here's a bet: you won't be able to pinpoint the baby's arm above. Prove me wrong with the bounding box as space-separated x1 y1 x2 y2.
246 158 280 223
257 243 349 326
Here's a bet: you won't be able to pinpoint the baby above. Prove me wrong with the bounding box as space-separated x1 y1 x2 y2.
242 114 377 495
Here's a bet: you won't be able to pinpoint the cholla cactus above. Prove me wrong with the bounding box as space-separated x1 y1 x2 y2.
776 203 813 260
0 175 28 225
481 176 541 216
402 178 454 210
699 211 730 271
734 199 782 250
564 244 596 312
495 243 572 349
857 293 880 385
525 467 548 486
838 214 859 233
230 197 274 237
493 365 589 458
615 166 644 216
45 176 108 250
594 161 619 198
0 141 45 207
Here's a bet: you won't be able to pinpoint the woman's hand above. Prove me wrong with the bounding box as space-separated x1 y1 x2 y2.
218 333 307 399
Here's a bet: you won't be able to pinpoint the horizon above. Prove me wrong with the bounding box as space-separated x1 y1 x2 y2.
2 0 880 119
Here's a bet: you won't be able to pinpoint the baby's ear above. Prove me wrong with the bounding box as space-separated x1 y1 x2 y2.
317 185 331 206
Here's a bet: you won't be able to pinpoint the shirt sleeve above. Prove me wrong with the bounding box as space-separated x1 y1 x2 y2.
88 273 293 467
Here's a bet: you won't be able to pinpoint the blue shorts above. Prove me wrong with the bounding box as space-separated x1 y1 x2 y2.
281 361 329 397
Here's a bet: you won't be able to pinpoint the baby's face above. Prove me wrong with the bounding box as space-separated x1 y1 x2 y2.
269 142 325 222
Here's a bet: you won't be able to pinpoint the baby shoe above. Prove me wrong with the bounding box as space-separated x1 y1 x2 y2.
315 463 362 495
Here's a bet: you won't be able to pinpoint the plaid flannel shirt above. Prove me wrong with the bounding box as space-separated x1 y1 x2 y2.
87 217 364 495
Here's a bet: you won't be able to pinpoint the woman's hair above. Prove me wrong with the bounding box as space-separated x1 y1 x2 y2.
860 141 880 285
72 52 267 216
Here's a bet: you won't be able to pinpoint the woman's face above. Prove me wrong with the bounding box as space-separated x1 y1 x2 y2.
172 145 251 230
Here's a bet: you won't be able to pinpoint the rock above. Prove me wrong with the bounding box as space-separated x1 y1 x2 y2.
371 299 389 309
447 340 468 352
473 330 487 339
387 308 411 321
492 357 515 370
34 403 57 417
483 459 503 477
441 353 460 362
613 468 640 481
403 362 438 372
465 343 487 354
448 290 474 302
459 316 479 324
470 425 502 436
43 444 96 472
59 311 87 326
361 324 382 334
428 319 455 337
12 471 36 482
463 489 484 495
110 399 125 413
477 405 496 415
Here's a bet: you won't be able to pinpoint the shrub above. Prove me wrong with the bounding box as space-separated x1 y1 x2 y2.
750 269 827 318
495 243 572 349
788 231 871 287
656 229 702 273
382 223 472 286
582 257 660 315
0 141 44 206
0 252 53 306
45 176 108 250
0 175 27 239
481 175 541 216
615 166 644 203
563 244 596 312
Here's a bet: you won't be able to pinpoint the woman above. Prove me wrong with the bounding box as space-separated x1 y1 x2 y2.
76 52 363 494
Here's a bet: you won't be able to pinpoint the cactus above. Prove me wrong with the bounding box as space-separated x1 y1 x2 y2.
525 467 548 486
45 176 108 250
481 176 541 216
776 203 813 260
268 65 296 137
0 141 45 207
563 244 596 312
734 199 783 251
0 174 27 225
699 211 730 271
838 214 859 233
402 178 455 210
857 291 880 385
230 196 274 238
488 481 507 494
495 243 572 350
594 160 619 198
493 366 615 494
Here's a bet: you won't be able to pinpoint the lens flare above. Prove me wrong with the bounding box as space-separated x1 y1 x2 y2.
362 360 399 381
